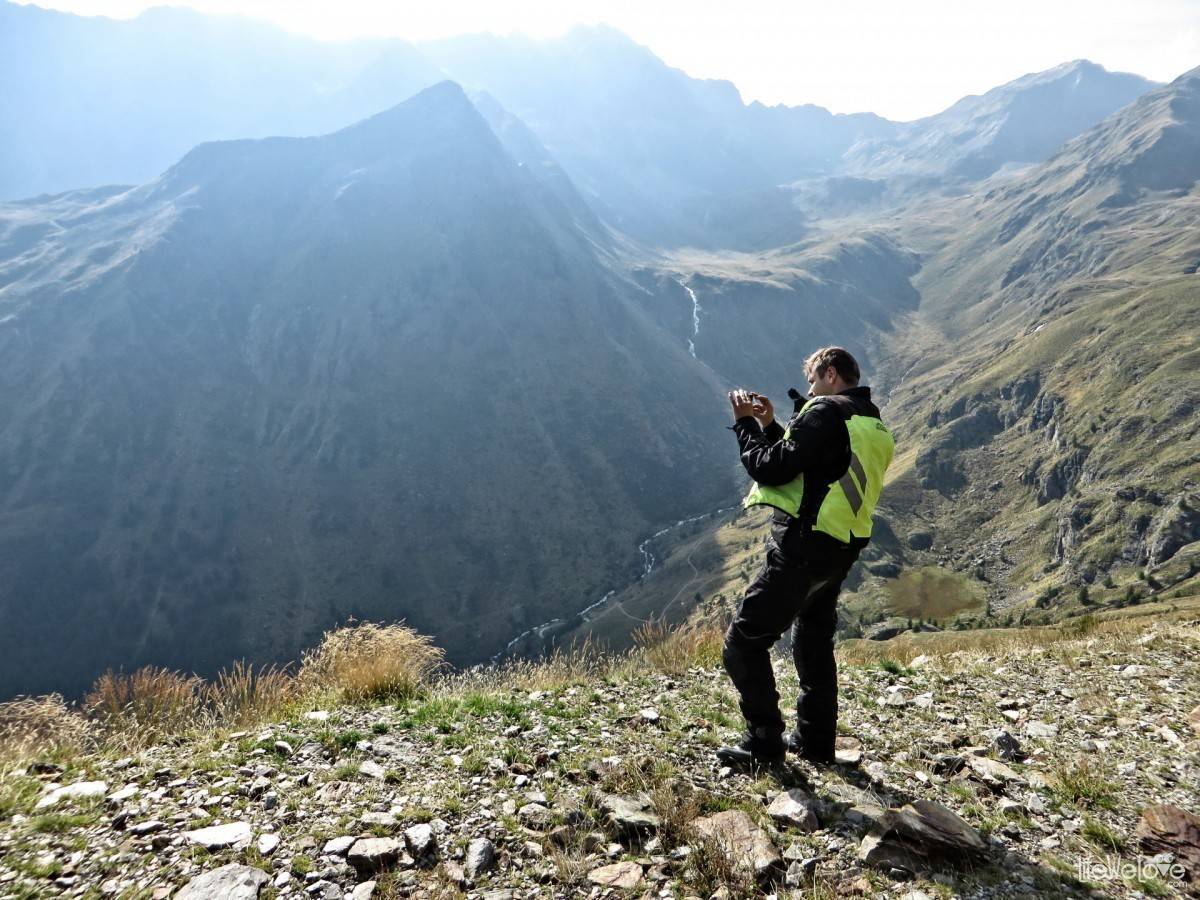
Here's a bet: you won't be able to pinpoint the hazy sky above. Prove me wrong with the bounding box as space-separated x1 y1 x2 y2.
17 0 1200 119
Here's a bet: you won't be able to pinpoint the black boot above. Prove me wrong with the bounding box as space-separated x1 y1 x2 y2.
786 730 835 765
716 726 785 768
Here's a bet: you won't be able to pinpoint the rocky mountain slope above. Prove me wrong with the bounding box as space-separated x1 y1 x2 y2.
842 61 1156 181
875 65 1200 607
1 598 1197 898
0 81 746 698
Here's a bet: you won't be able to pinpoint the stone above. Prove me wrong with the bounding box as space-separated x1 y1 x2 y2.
1189 704 1200 736
835 735 864 766
346 837 402 875
304 711 330 722
587 860 643 889
639 707 660 724
966 755 1026 789
174 864 270 900
184 822 252 850
359 811 395 829
1024 721 1059 739
690 809 782 884
465 837 496 878
857 833 919 874
403 823 437 864
350 884 376 900
517 802 553 830
766 789 820 831
600 793 661 836
1136 804 1200 883
884 800 987 856
323 836 355 856
128 820 165 836
35 781 108 810
106 784 139 805
991 731 1023 760
257 833 280 856
358 760 386 780
306 881 343 899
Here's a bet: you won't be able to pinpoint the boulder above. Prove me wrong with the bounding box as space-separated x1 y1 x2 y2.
183 822 252 850
175 864 269 900
884 800 987 856
599 793 660 837
465 837 496 878
1136 804 1200 884
35 781 108 810
587 860 643 889
403 822 437 866
346 837 403 875
690 809 782 884
766 789 820 831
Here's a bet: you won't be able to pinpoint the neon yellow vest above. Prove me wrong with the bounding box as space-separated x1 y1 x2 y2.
743 397 894 543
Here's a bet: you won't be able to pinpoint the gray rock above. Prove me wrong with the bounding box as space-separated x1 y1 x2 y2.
600 793 661 836
884 799 987 856
766 789 820 831
350 883 376 900
358 760 386 780
587 860 644 889
465 837 496 878
346 837 402 876
175 864 270 900
690 809 782 884
184 822 252 850
857 833 920 874
35 781 108 810
517 802 553 831
323 836 355 856
403 822 437 865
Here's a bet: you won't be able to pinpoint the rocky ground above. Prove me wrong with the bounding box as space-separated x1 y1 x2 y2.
2 616 1199 899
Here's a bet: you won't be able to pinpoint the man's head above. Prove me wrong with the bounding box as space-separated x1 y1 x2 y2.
804 346 860 396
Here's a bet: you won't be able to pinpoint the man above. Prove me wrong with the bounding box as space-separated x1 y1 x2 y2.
717 346 894 768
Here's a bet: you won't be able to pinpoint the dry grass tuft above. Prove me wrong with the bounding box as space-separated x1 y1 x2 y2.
82 667 207 746
298 621 445 703
208 660 298 728
0 694 90 762
633 619 724 674
479 637 627 692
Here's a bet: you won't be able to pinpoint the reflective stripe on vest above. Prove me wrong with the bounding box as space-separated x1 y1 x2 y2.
742 398 894 543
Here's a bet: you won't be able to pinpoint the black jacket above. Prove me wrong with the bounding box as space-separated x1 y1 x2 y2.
729 386 880 554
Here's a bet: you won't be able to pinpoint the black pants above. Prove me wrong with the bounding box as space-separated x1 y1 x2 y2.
722 523 861 758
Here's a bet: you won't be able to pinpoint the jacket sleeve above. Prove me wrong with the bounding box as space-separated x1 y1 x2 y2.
729 403 841 487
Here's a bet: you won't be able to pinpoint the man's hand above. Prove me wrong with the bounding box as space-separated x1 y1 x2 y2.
750 392 774 426
728 388 757 421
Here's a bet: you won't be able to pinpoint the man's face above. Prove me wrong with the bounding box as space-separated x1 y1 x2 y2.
807 364 839 396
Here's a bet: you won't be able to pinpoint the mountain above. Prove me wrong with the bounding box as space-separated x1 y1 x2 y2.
878 66 1200 592
0 1 443 199
421 25 895 247
543 66 1200 655
843 60 1158 181
0 82 746 698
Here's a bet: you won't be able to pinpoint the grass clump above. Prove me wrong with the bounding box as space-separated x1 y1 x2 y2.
298 621 445 704
1049 758 1119 810
83 666 206 747
0 694 90 763
208 660 297 728
633 619 724 674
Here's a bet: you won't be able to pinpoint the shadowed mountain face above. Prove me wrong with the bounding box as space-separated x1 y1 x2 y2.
843 60 1157 181
0 82 745 698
